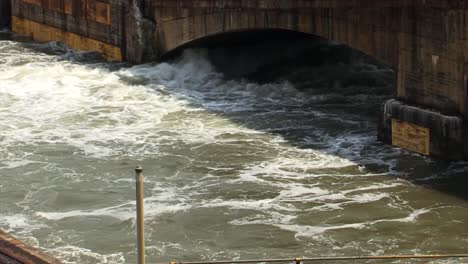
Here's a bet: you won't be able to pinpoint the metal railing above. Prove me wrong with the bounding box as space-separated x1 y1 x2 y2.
164 255 468 264
135 165 145 264
133 166 468 264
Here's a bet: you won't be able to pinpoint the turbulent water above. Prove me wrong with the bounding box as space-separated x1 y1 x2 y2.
1 38 468 264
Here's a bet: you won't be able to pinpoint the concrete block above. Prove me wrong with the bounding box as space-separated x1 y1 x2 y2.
379 99 465 160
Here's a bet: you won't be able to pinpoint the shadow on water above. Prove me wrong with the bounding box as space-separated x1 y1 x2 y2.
161 30 468 202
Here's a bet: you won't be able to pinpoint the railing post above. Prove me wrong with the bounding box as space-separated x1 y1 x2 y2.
135 165 145 264
294 257 302 264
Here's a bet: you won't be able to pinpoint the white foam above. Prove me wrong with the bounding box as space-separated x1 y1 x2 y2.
0 41 443 263
201 198 298 213
0 214 31 231
371 208 431 224
230 208 432 238
36 204 134 221
0 214 46 233
49 245 125 264
0 158 39 169
236 153 357 183
0 44 393 167
276 222 367 238
36 196 192 221
2 46 298 159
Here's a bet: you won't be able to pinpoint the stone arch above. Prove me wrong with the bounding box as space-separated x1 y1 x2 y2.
153 3 398 67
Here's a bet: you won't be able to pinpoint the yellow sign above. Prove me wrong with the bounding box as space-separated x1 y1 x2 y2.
392 119 430 155
12 16 122 62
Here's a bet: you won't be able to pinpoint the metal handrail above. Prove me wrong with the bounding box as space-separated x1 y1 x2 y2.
164 254 468 264
132 167 468 264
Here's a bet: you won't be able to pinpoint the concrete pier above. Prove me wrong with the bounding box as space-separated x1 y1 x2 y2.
379 100 465 160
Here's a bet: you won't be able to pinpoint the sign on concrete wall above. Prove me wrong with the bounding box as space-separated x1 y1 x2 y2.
391 119 430 156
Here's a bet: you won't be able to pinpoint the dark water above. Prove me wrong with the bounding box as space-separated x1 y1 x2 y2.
0 36 468 264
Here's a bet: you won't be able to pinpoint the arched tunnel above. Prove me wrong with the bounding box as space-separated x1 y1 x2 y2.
162 29 394 92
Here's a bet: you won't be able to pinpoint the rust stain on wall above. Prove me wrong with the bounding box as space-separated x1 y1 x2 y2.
392 119 430 156
12 16 121 61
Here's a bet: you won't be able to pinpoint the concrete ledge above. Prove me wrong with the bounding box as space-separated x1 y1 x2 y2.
0 229 61 264
379 99 465 160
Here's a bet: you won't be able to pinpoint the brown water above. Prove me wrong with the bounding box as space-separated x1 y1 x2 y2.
0 39 467 264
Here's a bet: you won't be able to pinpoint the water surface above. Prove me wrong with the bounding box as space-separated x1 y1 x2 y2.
0 39 467 264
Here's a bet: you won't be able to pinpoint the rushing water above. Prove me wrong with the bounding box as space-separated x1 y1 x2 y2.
1 37 468 264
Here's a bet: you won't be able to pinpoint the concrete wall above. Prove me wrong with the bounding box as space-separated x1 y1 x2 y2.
11 0 124 60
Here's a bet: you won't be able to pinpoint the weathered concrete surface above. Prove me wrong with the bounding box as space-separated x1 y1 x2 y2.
11 0 124 60
0 229 62 264
11 0 122 47
0 0 11 27
8 0 468 158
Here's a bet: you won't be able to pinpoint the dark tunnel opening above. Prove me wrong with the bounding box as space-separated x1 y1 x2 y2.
162 29 394 91
0 0 11 29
